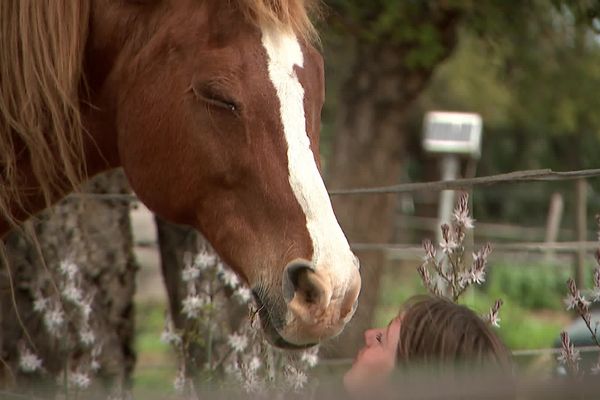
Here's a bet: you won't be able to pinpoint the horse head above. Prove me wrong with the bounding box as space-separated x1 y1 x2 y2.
84 0 361 348
0 0 361 349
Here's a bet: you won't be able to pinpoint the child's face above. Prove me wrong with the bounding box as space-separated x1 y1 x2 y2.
343 316 402 395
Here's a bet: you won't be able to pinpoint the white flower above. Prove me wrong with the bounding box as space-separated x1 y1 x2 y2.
248 356 262 372
69 371 91 389
470 268 486 285
234 286 252 304
181 264 200 282
557 347 581 364
79 298 93 322
301 350 319 368
33 293 49 313
488 312 501 328
564 293 578 310
453 210 475 229
173 370 186 393
579 296 591 309
227 333 248 353
62 283 83 304
43 304 64 336
91 345 103 360
160 329 182 346
458 271 472 287
182 295 206 319
79 327 96 346
557 332 581 366
591 287 600 302
90 358 101 372
19 347 43 373
219 266 240 289
286 367 307 390
59 261 79 281
439 240 457 254
194 251 216 270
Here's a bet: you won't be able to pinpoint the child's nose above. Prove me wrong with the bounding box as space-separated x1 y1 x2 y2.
364 329 379 346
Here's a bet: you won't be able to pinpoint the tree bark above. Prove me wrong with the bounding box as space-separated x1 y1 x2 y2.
323 17 460 357
154 218 247 372
0 170 137 397
154 216 199 329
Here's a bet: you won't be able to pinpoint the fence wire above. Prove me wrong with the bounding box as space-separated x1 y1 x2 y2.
69 167 600 201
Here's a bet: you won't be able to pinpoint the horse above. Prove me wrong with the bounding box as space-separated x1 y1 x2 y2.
0 0 361 349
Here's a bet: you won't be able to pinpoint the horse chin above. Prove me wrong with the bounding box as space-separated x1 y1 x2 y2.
253 289 317 350
264 323 317 350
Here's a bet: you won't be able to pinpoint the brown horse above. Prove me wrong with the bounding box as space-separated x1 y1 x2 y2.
0 0 360 349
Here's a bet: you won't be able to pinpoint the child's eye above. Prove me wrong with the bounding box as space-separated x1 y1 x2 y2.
376 333 383 344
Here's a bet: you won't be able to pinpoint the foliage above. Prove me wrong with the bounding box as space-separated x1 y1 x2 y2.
17 260 106 395
376 265 567 351
319 0 600 229
558 216 600 377
485 263 574 310
416 193 493 303
160 247 319 398
325 0 457 65
460 288 566 350
399 3 600 227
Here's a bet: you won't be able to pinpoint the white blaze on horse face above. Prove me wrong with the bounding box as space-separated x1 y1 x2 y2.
261 27 359 305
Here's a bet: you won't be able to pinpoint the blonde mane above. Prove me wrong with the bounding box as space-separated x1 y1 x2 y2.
0 0 318 227
0 1 90 225
237 0 320 42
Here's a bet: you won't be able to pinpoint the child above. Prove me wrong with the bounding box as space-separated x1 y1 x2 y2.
343 295 512 396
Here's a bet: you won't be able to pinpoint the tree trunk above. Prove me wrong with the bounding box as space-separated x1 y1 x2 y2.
323 23 460 357
154 216 199 329
0 170 137 398
154 218 247 373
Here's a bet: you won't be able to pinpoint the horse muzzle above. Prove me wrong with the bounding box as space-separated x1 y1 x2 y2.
254 257 361 348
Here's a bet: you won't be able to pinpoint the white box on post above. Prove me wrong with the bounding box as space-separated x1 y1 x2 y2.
423 111 482 159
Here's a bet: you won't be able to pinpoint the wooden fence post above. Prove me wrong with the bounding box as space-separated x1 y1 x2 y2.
575 178 588 288
544 193 564 261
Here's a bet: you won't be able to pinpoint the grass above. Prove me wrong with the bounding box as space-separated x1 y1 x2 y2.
133 301 176 398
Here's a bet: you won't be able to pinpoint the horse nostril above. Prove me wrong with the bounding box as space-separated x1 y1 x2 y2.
282 259 326 306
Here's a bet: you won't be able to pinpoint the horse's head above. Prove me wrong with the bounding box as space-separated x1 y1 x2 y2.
94 1 360 348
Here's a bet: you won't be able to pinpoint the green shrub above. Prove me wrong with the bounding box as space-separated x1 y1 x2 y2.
484 262 576 310
460 289 566 350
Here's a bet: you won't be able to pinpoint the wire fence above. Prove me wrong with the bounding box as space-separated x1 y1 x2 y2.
69 167 600 202
317 345 600 368
69 167 600 361
75 166 600 256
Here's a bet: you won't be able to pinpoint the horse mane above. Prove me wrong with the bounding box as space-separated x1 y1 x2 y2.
237 0 320 42
0 1 90 224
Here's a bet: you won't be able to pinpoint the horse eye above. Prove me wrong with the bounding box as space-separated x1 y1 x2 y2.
191 85 239 113
204 95 237 112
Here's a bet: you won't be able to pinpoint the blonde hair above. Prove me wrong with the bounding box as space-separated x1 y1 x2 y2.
237 0 320 42
0 1 91 226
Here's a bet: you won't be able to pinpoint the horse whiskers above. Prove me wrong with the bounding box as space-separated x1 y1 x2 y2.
249 303 265 328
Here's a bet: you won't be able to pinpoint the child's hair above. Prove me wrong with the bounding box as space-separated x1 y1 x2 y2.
395 295 512 371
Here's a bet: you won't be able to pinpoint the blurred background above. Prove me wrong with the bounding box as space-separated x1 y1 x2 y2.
2 0 600 397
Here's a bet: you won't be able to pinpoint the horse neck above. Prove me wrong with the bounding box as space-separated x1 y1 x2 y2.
0 117 118 237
